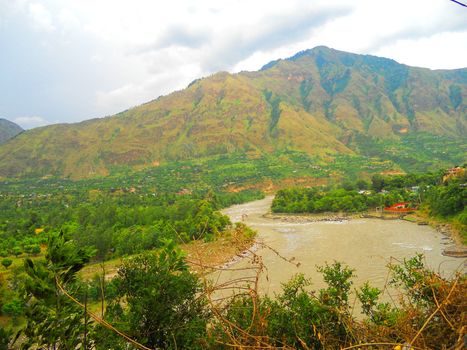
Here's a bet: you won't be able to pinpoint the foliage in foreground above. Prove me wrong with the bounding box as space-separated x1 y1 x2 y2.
211 255 465 349
19 232 95 349
97 240 208 349
4 230 464 349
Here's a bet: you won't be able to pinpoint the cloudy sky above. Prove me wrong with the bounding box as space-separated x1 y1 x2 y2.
1 0 466 129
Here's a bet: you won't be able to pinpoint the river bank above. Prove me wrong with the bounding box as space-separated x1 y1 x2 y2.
402 212 467 258
182 232 256 272
265 208 466 258
80 198 465 282
263 212 352 223
79 225 256 280
220 196 465 296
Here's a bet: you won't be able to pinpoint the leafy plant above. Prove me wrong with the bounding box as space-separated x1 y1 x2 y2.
102 240 208 349
1 259 12 270
19 232 95 349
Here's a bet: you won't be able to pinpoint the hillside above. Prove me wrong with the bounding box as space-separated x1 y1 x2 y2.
0 46 465 180
0 118 23 145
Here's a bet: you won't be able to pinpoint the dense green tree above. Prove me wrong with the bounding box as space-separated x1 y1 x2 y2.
103 240 208 349
1 299 23 325
20 232 95 349
342 181 356 191
371 174 385 192
356 179 370 190
12 247 22 257
426 182 466 217
318 261 354 310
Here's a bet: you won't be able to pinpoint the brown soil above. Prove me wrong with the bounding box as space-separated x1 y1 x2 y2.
80 233 255 281
182 235 254 272
226 176 329 194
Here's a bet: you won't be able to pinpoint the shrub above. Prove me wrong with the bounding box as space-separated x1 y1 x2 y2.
0 259 12 270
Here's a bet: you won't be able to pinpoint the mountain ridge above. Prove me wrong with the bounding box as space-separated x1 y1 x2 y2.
0 118 23 145
0 46 465 180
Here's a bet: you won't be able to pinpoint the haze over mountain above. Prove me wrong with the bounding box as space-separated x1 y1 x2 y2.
0 118 23 145
0 46 465 179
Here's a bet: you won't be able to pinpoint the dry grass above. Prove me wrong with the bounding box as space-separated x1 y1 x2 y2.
79 227 255 281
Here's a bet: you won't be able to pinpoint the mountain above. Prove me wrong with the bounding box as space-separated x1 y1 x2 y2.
0 46 465 180
0 118 23 145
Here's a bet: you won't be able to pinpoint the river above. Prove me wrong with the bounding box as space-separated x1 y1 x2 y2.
217 196 465 297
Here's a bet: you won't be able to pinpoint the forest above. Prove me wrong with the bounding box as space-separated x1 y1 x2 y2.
0 167 465 349
0 186 263 260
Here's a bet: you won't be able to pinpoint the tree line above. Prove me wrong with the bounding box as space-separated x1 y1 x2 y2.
272 170 465 219
0 189 263 260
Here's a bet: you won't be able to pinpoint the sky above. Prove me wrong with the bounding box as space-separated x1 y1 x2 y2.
1 0 466 129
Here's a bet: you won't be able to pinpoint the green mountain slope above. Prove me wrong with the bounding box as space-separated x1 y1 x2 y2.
0 118 23 145
0 46 465 180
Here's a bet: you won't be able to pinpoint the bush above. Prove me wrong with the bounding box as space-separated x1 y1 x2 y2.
1 299 23 322
212 262 358 349
102 240 208 349
0 259 12 270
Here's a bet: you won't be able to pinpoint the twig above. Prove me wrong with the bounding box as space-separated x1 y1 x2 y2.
55 277 153 350
409 277 459 346
341 342 424 350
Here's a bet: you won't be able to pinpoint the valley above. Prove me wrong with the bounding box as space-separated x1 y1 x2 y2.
0 46 465 349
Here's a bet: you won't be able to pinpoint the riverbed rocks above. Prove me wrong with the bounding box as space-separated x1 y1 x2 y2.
434 223 467 258
263 212 349 223
442 247 467 258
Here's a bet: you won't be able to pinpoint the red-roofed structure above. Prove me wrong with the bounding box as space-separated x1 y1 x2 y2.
384 202 417 213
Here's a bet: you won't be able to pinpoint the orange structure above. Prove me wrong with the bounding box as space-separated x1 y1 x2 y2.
384 202 417 213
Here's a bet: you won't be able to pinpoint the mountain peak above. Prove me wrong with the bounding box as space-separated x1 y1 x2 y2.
289 45 333 60
0 47 465 179
261 46 334 70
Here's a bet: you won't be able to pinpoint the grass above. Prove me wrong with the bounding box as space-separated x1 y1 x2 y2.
0 254 43 280
79 257 125 281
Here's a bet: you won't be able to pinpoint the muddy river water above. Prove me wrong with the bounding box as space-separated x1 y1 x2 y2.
217 196 465 296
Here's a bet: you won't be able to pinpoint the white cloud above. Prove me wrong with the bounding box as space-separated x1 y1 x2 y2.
1 0 466 125
95 60 200 114
57 8 80 32
374 30 467 70
85 0 354 113
96 83 149 113
90 53 103 63
28 2 55 32
13 116 49 129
